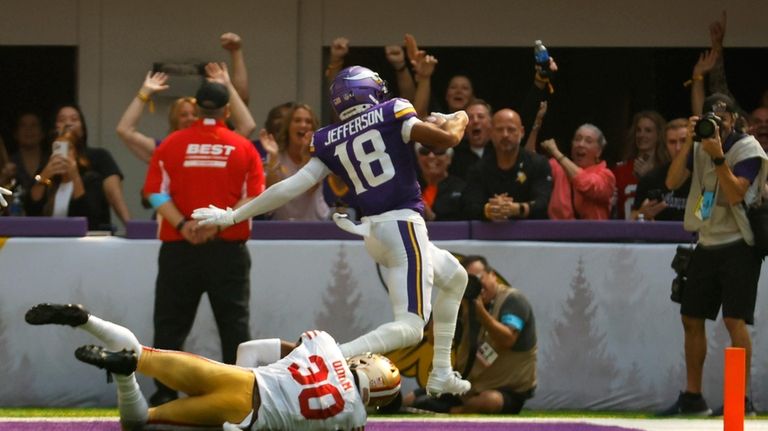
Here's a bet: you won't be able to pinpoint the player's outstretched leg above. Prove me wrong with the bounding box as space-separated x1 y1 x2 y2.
426 246 471 396
25 303 88 327
26 303 141 354
26 304 148 429
75 345 138 375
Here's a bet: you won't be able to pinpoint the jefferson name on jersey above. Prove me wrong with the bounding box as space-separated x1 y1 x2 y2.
322 108 385 146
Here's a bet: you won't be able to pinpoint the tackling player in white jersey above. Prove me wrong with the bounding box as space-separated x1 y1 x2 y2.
26 303 400 430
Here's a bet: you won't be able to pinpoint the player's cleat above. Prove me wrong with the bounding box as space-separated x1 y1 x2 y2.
426 370 471 397
75 345 137 376
710 397 757 417
25 303 89 327
656 391 712 416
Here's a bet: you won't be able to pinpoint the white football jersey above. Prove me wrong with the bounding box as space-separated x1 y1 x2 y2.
250 330 366 430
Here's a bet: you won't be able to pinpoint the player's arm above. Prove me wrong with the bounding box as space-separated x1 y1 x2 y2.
193 158 331 225
236 338 297 367
410 111 468 151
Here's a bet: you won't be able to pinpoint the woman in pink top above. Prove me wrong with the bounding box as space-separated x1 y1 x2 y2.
540 124 615 220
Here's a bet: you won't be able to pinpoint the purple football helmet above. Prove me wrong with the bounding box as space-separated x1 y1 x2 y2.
330 66 389 120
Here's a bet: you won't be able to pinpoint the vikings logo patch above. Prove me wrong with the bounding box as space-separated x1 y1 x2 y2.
517 171 527 184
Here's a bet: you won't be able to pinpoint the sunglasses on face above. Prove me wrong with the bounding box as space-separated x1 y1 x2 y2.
417 146 447 156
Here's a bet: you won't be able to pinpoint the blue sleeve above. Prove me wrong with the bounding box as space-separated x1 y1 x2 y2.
733 157 761 184
500 313 525 331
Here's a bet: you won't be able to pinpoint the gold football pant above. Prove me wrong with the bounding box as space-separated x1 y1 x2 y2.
139 347 255 426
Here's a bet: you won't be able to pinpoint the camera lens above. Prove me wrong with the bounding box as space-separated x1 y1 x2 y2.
694 119 716 140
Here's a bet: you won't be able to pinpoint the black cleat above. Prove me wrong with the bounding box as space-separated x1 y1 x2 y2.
75 345 137 376
656 391 712 416
25 303 89 327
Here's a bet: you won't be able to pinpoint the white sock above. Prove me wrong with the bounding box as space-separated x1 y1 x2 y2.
431 266 467 371
115 374 148 427
80 316 142 358
340 313 424 358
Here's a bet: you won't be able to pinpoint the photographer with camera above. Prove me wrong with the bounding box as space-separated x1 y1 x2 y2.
404 255 537 414
660 93 768 416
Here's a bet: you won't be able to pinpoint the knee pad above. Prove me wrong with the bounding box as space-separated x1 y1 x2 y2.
442 263 468 296
391 313 425 346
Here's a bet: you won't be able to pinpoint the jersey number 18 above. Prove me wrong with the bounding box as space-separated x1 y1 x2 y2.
334 129 395 194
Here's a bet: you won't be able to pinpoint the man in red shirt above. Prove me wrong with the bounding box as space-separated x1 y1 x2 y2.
143 80 264 405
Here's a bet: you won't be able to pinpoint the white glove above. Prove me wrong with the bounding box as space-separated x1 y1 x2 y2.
191 205 236 226
0 187 11 208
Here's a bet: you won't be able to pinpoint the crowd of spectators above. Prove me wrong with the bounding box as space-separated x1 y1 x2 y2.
1 14 766 228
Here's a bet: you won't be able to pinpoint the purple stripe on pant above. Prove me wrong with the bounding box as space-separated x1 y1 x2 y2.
397 220 423 318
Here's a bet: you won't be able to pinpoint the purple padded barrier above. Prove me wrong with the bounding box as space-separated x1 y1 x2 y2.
470 220 696 243
425 221 472 240
125 220 695 242
126 220 473 240
125 220 159 239
0 216 88 237
251 221 360 240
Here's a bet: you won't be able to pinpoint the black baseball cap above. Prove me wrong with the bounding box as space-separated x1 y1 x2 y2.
702 92 737 115
195 81 229 110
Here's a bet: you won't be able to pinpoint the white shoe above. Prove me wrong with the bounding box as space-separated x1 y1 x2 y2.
426 370 470 396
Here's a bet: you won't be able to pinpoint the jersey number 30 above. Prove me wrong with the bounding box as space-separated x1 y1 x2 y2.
289 355 345 419
334 129 395 194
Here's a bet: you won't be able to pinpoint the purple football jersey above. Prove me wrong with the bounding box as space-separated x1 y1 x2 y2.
311 98 424 217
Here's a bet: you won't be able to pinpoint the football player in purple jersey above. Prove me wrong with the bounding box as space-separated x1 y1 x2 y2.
194 65 471 396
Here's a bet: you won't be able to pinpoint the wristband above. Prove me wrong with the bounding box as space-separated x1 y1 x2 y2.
34 174 52 187
176 218 187 232
712 156 726 166
137 91 155 113
683 75 704 88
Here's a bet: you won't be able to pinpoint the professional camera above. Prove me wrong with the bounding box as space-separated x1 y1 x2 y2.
670 245 693 303
464 274 482 300
693 112 723 141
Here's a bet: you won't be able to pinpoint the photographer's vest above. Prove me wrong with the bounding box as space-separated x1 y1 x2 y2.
684 134 768 246
455 285 537 396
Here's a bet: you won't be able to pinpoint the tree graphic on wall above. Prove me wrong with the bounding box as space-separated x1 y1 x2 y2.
602 245 657 405
315 244 371 343
541 256 618 407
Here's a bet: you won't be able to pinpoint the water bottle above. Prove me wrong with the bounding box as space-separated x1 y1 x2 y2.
534 40 551 78
8 184 25 217
534 40 550 66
